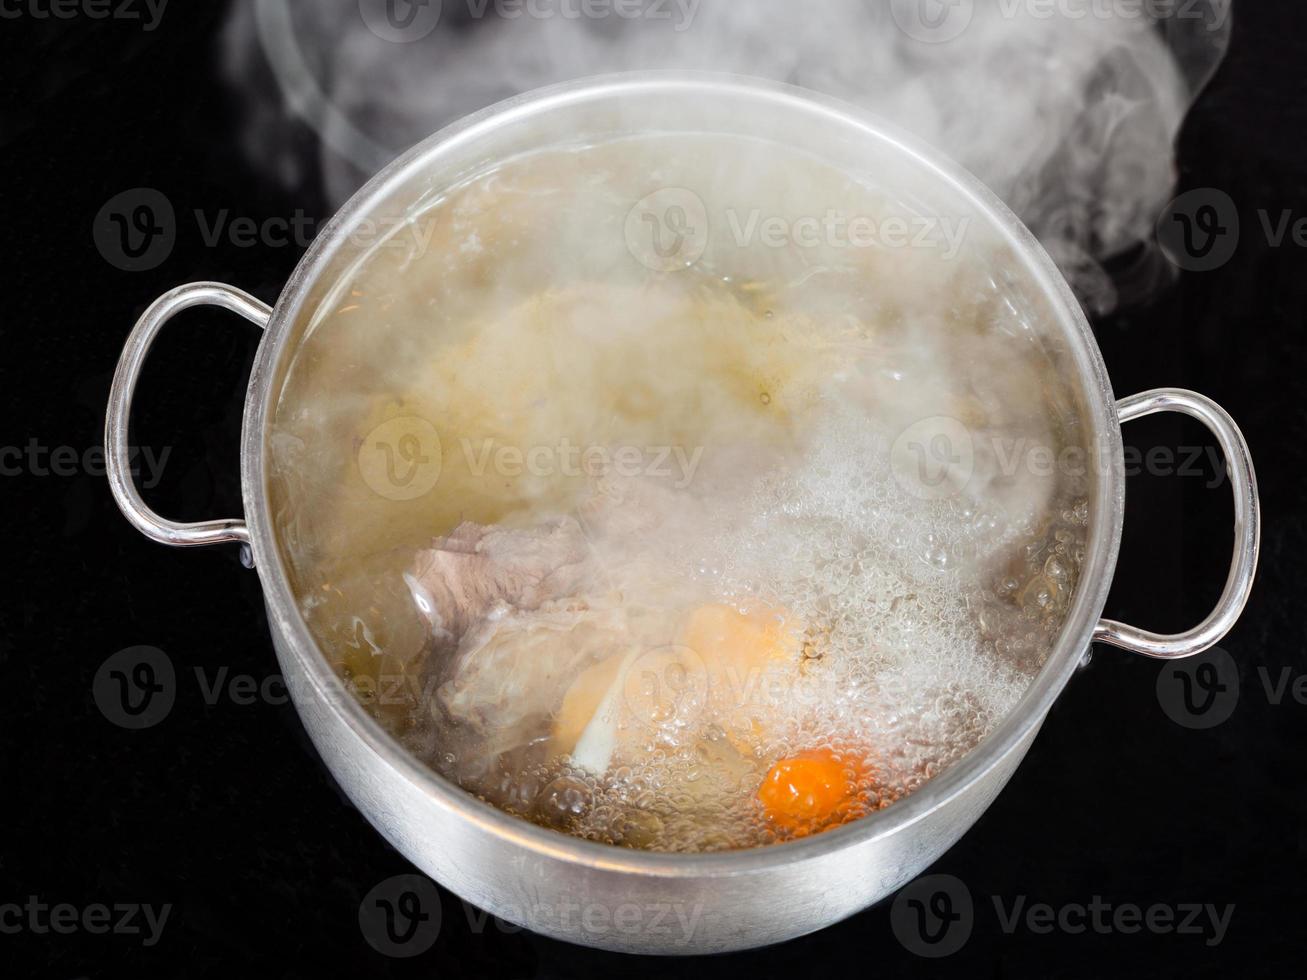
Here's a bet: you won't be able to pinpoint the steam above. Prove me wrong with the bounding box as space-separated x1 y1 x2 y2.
221 0 1230 313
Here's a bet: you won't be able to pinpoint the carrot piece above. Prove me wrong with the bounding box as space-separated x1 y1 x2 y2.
757 749 858 833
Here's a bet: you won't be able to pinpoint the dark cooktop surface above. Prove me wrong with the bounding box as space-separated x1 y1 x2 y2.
5 3 1306 977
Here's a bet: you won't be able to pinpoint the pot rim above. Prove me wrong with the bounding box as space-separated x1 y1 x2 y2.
240 70 1125 877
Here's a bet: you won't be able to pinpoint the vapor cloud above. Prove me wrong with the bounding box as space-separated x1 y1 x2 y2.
221 0 1231 313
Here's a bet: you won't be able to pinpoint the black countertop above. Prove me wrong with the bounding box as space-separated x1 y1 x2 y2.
5 2 1306 977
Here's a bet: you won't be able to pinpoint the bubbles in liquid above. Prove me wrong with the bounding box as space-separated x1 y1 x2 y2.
268 133 1093 852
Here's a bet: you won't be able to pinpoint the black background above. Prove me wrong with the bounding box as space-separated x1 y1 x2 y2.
4 2 1306 977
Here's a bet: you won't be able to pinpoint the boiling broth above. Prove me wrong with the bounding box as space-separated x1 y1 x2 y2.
268 134 1091 851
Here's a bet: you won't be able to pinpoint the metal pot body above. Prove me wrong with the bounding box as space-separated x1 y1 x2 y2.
107 74 1260 955
279 609 1038 952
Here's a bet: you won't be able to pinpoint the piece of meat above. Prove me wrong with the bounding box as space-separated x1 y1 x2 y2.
435 603 633 751
405 517 592 645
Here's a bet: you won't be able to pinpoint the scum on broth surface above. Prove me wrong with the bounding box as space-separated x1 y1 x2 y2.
268 134 1091 851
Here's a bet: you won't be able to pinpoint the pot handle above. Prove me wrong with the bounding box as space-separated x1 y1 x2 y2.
1094 389 1260 660
105 282 272 548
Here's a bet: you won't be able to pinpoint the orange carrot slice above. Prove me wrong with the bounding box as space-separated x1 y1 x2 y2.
757 749 858 833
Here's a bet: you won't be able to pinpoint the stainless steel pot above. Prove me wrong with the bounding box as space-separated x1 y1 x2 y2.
105 73 1260 955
